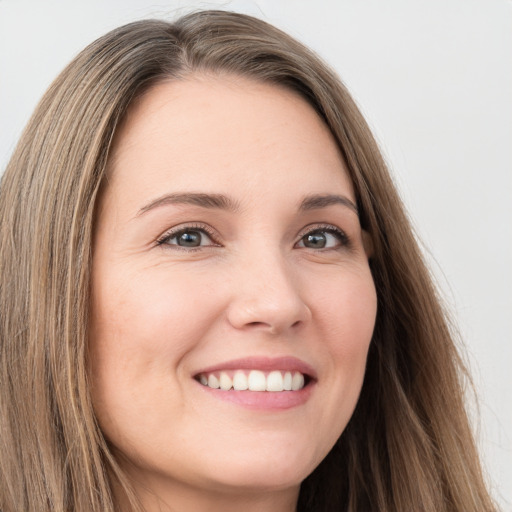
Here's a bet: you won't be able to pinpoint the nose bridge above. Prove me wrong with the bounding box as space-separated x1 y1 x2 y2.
227 243 311 333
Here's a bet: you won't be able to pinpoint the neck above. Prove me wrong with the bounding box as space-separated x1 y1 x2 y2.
113 472 300 512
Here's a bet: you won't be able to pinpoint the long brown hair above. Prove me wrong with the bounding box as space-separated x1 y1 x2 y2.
0 10 496 512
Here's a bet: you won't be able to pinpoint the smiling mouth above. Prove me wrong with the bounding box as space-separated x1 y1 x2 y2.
195 370 310 392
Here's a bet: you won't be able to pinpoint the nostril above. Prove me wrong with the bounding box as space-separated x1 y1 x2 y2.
226 295 311 333
246 321 268 329
243 319 303 334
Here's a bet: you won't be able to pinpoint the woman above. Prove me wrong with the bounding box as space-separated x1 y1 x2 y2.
0 10 497 512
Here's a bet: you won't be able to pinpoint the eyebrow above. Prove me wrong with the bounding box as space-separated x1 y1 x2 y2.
136 192 358 217
137 192 240 217
298 194 359 216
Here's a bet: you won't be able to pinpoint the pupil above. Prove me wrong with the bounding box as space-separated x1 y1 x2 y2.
178 231 201 247
305 233 326 248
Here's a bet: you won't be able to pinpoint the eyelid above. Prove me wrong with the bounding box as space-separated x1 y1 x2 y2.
156 222 220 248
295 223 350 248
155 222 349 250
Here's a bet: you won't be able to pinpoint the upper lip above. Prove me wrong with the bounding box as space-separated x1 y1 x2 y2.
194 356 317 380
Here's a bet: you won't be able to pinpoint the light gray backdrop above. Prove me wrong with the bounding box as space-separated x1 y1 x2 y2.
1 0 511 508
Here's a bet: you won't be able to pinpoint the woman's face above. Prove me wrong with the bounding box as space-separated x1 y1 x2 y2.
90 75 377 507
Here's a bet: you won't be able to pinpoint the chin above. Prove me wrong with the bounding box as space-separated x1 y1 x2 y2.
206 466 306 494
199 443 319 492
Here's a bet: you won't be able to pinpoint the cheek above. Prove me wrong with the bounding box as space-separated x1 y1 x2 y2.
316 265 377 350
91 264 222 356
314 267 376 402
88 266 225 426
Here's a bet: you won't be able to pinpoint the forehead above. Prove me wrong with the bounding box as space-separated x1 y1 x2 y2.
105 74 354 211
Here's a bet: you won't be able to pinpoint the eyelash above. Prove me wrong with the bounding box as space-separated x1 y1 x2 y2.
297 224 350 249
156 223 350 251
156 223 218 251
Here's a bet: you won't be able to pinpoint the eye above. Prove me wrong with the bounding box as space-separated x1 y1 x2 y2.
157 225 217 249
296 226 349 250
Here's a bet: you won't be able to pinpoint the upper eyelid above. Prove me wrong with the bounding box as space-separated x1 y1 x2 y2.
295 224 349 247
156 222 349 246
296 223 348 240
156 223 218 245
297 223 344 235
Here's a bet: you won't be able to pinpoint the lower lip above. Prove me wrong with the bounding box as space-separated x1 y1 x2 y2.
196 381 315 410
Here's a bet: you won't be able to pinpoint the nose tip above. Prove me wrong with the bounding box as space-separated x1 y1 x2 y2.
227 296 312 335
226 261 312 335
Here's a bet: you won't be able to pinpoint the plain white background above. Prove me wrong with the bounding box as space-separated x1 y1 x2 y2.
1 0 511 508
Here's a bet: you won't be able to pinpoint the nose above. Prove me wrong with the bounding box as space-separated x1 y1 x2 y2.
226 249 312 335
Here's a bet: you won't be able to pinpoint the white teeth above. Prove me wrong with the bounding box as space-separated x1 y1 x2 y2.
291 372 305 391
266 370 284 392
233 371 248 391
219 372 232 391
207 374 220 389
199 370 307 392
248 370 267 391
283 371 292 390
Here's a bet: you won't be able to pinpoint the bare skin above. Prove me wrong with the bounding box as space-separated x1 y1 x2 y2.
89 75 377 512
